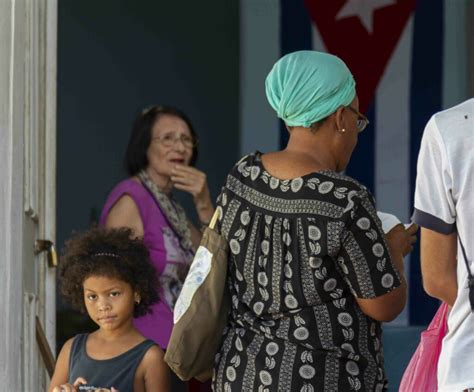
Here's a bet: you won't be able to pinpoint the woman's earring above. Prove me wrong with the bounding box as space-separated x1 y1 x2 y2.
340 128 346 133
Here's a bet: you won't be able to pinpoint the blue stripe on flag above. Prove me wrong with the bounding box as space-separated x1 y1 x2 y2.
346 104 375 195
409 0 444 325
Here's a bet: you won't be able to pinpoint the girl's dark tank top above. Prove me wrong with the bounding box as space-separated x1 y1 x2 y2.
68 333 156 391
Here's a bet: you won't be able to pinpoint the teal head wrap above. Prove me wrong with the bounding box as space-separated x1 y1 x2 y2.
265 50 356 127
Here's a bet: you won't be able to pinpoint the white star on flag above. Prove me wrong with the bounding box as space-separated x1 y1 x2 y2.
336 0 397 34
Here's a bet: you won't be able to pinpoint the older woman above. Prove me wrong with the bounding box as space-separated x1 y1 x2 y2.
100 105 214 350
212 51 416 391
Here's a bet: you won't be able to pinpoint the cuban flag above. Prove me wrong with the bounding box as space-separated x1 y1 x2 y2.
240 0 445 325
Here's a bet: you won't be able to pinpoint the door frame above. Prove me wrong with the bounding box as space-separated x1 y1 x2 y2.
0 0 57 389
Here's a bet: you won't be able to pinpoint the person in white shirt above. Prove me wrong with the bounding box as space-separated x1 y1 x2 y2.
413 98 474 392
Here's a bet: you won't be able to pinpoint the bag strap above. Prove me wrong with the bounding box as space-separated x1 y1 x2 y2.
208 209 220 231
458 237 474 311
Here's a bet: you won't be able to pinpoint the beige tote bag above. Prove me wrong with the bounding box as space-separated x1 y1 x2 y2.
164 210 230 382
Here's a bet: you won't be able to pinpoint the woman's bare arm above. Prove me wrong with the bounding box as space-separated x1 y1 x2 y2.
420 228 457 305
48 338 74 392
354 224 416 322
105 195 144 238
355 277 407 322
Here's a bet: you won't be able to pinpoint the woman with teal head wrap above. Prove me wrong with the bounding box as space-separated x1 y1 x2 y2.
261 50 372 172
265 50 356 128
212 51 413 392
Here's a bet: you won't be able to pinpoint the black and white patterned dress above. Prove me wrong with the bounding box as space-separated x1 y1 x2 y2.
212 152 401 392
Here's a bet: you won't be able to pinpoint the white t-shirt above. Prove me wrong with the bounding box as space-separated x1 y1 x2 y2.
413 98 474 391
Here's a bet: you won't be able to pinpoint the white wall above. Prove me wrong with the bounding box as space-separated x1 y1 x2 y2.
443 0 471 109
239 0 280 156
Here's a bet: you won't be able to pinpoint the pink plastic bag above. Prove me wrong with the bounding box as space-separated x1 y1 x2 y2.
399 302 449 392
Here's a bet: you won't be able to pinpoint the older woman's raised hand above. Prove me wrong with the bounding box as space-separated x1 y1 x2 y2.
171 164 214 224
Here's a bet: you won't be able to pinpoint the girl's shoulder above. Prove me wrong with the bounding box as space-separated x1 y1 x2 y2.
64 334 87 354
56 335 77 362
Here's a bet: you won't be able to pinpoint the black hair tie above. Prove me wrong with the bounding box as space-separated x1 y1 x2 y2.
91 252 120 259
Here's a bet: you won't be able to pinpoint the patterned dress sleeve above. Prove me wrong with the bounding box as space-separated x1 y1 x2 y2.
214 182 233 240
337 188 402 299
214 155 250 241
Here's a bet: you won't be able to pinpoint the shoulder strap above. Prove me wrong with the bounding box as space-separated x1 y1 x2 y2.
460 237 471 279
459 237 474 311
208 209 220 230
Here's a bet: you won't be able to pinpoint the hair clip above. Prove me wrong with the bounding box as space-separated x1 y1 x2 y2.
92 252 120 259
141 105 159 115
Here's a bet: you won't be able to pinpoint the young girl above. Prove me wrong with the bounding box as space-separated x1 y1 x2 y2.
49 227 170 392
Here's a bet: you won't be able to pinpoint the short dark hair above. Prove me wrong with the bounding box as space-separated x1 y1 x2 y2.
59 227 159 318
124 105 199 176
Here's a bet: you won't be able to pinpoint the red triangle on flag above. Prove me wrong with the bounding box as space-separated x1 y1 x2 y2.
304 0 416 112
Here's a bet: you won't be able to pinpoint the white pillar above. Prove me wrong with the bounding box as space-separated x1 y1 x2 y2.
0 0 57 389
0 0 27 388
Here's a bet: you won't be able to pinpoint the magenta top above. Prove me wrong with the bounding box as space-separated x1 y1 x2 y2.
100 179 190 349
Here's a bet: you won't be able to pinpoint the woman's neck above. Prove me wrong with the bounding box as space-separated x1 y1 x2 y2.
285 127 338 171
145 167 173 194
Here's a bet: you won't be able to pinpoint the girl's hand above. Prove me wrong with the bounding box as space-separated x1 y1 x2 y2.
52 377 87 392
171 165 214 224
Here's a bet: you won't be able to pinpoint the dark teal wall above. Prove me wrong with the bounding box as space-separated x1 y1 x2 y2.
57 0 239 249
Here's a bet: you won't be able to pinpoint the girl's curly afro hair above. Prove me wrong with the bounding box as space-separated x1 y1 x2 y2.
59 226 159 317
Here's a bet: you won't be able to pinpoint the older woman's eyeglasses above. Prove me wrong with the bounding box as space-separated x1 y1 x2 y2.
347 106 370 132
152 133 196 148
